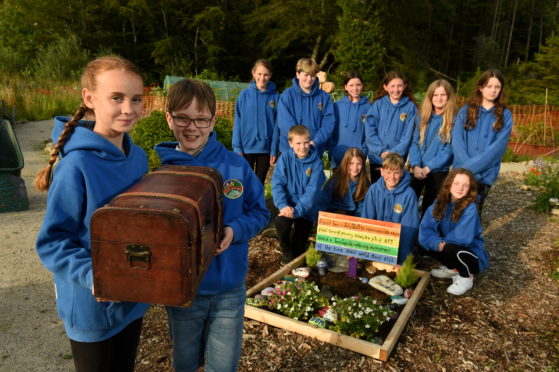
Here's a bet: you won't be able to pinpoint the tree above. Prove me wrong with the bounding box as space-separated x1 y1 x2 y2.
334 0 386 87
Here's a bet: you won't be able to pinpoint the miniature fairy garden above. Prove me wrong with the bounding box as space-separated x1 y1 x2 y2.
245 244 421 344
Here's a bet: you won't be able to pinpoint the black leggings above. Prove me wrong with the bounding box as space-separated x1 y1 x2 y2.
69 317 143 372
243 153 270 185
427 243 480 277
274 215 313 260
369 163 381 184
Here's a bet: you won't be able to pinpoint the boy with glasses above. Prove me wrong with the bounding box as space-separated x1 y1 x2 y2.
155 78 269 372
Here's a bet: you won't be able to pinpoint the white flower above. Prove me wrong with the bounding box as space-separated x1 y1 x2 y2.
306 290 311 295
365 324 370 329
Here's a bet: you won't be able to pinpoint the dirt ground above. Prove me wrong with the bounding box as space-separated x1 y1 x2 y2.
1 120 558 372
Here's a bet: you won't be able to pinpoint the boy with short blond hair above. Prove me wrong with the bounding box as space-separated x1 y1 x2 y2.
361 153 419 264
275 58 335 156
272 124 326 264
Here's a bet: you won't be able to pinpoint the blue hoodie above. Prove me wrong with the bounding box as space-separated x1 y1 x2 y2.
361 171 419 264
409 113 453 172
275 78 335 154
328 95 371 168
365 95 418 165
419 202 488 272
233 81 280 156
272 145 326 222
452 104 513 185
320 177 365 216
154 132 269 295
36 116 149 342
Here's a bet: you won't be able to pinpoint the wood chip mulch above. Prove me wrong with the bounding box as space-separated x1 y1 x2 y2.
135 172 559 371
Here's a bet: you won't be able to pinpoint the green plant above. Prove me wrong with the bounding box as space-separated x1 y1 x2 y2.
264 183 272 200
394 255 419 288
214 117 233 150
329 295 393 341
305 243 322 267
266 280 325 321
130 111 175 170
501 148 532 163
526 157 559 212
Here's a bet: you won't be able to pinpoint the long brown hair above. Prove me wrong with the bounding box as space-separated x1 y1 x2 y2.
325 148 369 203
419 79 456 146
373 71 415 104
465 69 507 131
433 168 478 222
34 56 143 191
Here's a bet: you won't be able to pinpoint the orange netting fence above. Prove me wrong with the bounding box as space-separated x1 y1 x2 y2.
142 91 558 155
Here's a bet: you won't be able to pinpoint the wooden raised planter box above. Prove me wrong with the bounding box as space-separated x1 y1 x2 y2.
244 254 430 362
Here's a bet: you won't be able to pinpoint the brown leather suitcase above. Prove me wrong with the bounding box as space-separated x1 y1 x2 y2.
90 165 223 307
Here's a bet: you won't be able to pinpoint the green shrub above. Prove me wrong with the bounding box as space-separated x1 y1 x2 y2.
526 157 559 212
305 243 322 267
33 33 90 83
214 117 233 150
501 148 532 163
394 255 419 288
130 111 174 170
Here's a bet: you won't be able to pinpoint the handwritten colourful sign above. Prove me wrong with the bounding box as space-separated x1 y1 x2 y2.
315 211 401 265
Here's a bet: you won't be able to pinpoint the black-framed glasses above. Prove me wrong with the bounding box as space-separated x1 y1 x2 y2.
171 115 213 128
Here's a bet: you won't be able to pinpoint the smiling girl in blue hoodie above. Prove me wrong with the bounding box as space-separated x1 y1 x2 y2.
409 79 456 217
275 58 335 155
35 56 148 372
328 71 371 169
452 69 513 213
365 71 417 183
233 59 280 183
419 168 488 296
155 78 269 372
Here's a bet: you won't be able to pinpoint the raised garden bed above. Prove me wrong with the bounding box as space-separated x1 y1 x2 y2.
244 254 430 361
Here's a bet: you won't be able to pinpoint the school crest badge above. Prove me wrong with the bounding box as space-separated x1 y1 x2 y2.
223 179 244 199
269 100 276 109
306 168 312 177
399 113 407 122
393 203 403 214
361 114 367 124
318 102 323 111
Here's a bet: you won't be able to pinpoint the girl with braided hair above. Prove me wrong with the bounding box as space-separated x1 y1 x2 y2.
35 56 148 372
451 69 513 214
419 168 489 296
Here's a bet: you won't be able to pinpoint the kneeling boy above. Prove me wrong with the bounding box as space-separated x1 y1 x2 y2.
361 153 419 264
272 124 325 264
155 79 269 372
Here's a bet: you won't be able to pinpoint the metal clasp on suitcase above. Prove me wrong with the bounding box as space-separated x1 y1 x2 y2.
125 244 152 269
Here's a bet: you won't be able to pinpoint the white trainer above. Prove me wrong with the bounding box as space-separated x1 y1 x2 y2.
430 265 458 279
447 275 473 296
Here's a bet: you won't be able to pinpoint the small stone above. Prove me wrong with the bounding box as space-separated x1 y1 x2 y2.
260 287 275 297
308 317 326 328
273 280 286 288
316 258 328 276
369 275 404 296
358 277 369 284
404 288 414 298
282 275 297 282
254 294 264 300
391 296 408 305
292 267 310 278
365 262 378 275
388 303 399 311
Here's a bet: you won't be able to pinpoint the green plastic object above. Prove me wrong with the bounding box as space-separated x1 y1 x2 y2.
162 76 248 101
0 173 29 213
0 119 24 177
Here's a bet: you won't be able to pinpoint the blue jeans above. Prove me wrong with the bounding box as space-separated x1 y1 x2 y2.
166 284 246 372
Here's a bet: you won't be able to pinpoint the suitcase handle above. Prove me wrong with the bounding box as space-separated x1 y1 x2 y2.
126 244 152 269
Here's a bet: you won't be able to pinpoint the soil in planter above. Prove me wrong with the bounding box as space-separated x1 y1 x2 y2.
306 269 394 300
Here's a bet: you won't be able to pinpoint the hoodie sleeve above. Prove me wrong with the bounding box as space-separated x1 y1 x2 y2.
388 104 417 158
408 116 422 168
294 159 326 219
418 204 445 252
424 141 453 172
232 91 245 153
451 106 470 167
460 109 513 176
360 187 377 219
397 190 420 263
36 172 93 290
364 102 385 164
226 163 270 243
277 91 297 142
442 203 480 247
271 155 290 210
311 93 335 151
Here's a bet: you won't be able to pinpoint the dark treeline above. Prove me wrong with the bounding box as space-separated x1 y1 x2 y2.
0 0 558 100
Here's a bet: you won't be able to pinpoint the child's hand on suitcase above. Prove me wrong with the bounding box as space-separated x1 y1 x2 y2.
215 226 234 255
